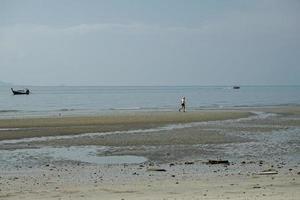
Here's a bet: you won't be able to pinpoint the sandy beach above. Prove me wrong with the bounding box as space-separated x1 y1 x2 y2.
0 106 299 199
2 0 300 199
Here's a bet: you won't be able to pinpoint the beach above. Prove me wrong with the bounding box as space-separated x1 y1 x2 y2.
2 0 300 198
0 106 299 199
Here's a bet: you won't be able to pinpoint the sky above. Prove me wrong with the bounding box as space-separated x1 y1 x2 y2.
0 0 299 86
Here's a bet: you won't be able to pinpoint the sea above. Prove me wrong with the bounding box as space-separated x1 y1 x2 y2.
1 85 300 118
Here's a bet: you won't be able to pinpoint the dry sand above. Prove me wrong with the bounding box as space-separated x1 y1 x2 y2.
0 164 300 199
1 161 299 200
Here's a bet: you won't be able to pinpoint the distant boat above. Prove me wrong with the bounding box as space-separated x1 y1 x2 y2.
233 86 240 89
11 88 30 95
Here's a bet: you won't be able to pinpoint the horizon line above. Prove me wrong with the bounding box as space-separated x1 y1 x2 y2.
3 84 300 87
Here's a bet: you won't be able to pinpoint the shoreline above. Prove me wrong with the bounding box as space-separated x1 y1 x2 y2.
0 104 300 119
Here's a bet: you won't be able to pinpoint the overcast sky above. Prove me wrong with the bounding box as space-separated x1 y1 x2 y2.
0 0 299 86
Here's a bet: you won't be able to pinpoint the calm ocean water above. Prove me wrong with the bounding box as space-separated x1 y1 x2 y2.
0 86 299 118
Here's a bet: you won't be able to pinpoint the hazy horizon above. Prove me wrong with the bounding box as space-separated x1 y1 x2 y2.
1 80 300 87
1 0 300 86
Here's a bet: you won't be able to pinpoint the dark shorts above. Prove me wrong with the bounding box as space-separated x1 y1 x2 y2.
181 103 185 107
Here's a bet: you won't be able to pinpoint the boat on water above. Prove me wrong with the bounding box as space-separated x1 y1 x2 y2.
11 88 30 95
233 86 240 89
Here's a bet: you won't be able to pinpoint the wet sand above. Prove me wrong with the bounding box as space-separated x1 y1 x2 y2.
0 106 299 199
0 110 250 140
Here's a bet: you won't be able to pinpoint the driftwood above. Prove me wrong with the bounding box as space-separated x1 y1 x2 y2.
257 170 278 175
184 161 194 165
208 160 230 165
147 168 167 172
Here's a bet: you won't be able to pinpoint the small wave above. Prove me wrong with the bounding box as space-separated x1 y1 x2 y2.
109 107 142 110
57 108 77 112
275 103 300 107
0 110 20 113
0 128 22 131
233 103 300 108
109 106 174 111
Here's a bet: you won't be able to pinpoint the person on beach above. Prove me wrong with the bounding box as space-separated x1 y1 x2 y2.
179 96 186 112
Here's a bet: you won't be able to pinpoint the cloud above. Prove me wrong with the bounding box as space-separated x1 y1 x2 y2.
0 22 203 38
0 0 299 85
